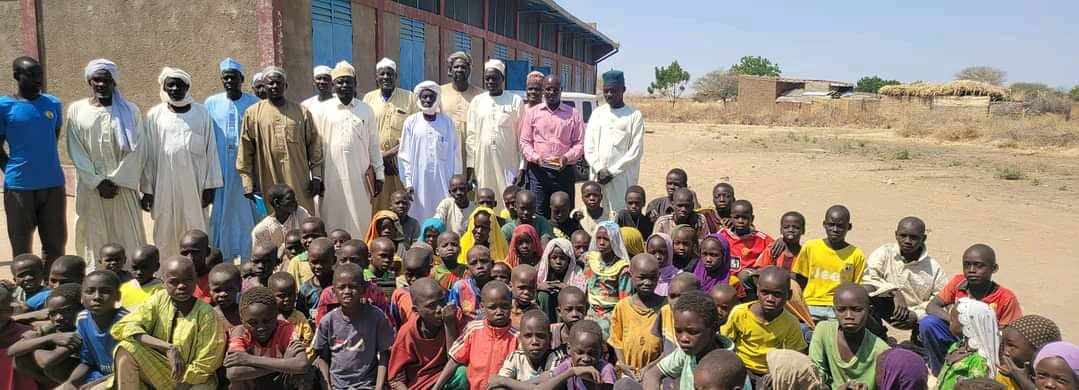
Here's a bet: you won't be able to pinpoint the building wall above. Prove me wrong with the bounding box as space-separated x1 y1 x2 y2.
380 11 400 72
0 0 23 95
283 0 314 102
352 2 378 92
737 76 779 113
40 0 259 110
423 23 440 85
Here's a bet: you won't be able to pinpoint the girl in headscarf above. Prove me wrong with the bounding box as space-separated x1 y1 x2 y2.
535 238 585 320
938 297 1001 390
620 226 645 257
505 224 542 268
876 348 929 390
646 233 680 297
998 315 1062 389
456 206 508 265
582 220 631 335
416 217 446 248
1033 341 1079 389
365 210 408 257
763 349 825 390
693 233 731 292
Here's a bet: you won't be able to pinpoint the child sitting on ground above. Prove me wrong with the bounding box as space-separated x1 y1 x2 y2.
573 181 610 235
645 291 739 390
616 185 653 238
391 189 421 246
653 273 701 354
390 247 434 326
540 319 617 390
10 254 48 312
224 286 309 389
509 265 539 328
447 246 495 320
488 310 566 389
491 262 512 286
536 238 585 321
997 315 1062 390
434 175 477 236
208 263 244 332
792 205 866 322
432 231 466 289
61 270 129 389
14 255 86 325
609 254 665 381
284 217 326 288
251 184 311 251
693 349 750 390
937 298 1001 390
722 266 808 380
571 230 591 261
245 244 279 290
98 243 132 283
387 277 462 390
367 237 398 286
808 283 890 388
550 191 582 239
9 283 83 387
313 264 394 390
552 287 589 351
0 285 34 389
266 272 313 348
436 281 518 390
119 245 162 311
328 228 352 252
111 256 226 389
296 238 334 320
581 221 631 336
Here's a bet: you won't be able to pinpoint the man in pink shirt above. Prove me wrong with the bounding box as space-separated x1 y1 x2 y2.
518 75 585 218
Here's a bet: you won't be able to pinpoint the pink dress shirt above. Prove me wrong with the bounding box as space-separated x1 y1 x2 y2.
519 102 585 165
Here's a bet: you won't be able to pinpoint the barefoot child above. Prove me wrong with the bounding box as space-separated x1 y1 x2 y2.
488 310 566 388
616 185 652 238
644 291 738 390
387 278 462 390
0 286 35 389
98 243 133 283
208 263 243 331
509 265 539 328
937 298 1001 390
313 264 394 390
432 231 466 289
224 286 309 389
808 283 889 388
609 253 664 380
541 320 617 390
9 283 83 387
436 281 518 390
574 181 610 235
111 256 226 389
62 271 128 388
722 266 808 380
793 205 867 322
120 245 163 311
10 254 48 312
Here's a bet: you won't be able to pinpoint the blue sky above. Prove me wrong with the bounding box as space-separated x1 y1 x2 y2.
560 0 1078 93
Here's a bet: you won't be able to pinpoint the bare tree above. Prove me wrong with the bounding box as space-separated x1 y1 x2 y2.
954 66 1006 86
693 69 739 102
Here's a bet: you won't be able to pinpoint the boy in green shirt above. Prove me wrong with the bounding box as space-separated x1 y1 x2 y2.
809 283 889 389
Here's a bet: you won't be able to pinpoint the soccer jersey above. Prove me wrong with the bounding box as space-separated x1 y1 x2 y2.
792 239 866 307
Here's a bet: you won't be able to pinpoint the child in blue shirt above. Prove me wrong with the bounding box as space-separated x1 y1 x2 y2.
62 270 128 388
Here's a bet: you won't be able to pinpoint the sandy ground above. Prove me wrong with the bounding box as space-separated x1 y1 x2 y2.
3 122 1077 337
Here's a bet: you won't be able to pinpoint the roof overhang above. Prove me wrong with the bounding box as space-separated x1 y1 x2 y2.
520 0 618 63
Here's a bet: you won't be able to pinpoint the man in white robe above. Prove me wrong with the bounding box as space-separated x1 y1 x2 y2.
584 70 645 213
466 59 524 209
301 65 333 109
66 59 148 268
398 81 462 221
140 67 223 258
309 61 385 237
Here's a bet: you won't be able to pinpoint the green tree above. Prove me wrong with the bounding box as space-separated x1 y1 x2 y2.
729 56 781 77
647 61 691 103
1070 85 1079 101
854 76 901 93
954 66 1006 86
692 68 739 102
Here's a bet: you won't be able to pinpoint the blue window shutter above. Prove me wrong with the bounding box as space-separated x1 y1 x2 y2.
399 17 426 90
312 0 353 71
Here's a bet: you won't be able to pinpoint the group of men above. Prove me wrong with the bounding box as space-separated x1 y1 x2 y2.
0 52 646 268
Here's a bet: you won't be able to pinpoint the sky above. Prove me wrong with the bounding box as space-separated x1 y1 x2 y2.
559 0 1079 93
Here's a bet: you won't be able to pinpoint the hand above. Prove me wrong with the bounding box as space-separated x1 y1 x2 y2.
596 169 613 184
372 180 384 198
770 240 788 260
167 345 186 382
616 364 639 381
97 180 118 199
53 332 81 349
308 178 325 197
201 189 215 208
891 309 916 330
570 366 602 383
223 351 252 367
514 169 527 187
140 194 154 212
405 187 415 198
440 305 459 327
0 280 15 292
837 380 868 390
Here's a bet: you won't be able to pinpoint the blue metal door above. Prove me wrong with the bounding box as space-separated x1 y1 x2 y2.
505 60 530 91
312 0 353 72
399 17 426 90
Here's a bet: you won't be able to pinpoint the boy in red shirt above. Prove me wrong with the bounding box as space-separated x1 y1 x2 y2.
434 281 518 390
387 278 462 390
720 200 774 284
224 286 308 389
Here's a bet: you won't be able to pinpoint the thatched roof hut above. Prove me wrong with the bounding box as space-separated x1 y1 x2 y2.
879 80 1008 100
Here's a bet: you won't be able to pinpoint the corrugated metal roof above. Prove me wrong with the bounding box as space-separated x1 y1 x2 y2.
520 0 618 61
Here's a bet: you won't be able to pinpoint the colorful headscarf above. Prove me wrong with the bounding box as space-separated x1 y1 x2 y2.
589 221 628 261
876 348 929 390
505 224 542 268
417 218 447 241
457 206 508 264
83 59 138 152
620 227 645 257
766 349 823 389
536 238 585 289
1006 315 1062 351
365 210 405 243
693 233 731 291
956 297 1000 377
1035 341 1079 379
648 233 680 297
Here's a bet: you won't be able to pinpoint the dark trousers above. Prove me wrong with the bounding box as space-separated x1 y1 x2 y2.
525 162 575 219
4 186 66 262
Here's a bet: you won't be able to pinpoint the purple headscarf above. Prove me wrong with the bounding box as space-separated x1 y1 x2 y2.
876 348 929 390
648 232 680 296
1035 341 1079 379
692 233 731 291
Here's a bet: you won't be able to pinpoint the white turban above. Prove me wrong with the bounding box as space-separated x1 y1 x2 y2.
252 71 265 87
331 61 355 80
484 59 506 76
313 65 332 77
263 66 286 81
413 80 441 115
158 67 195 106
376 58 397 72
83 59 138 151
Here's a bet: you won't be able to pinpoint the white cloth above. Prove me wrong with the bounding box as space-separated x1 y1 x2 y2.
434 198 476 236
413 81 441 115
140 102 223 258
376 58 397 71
157 67 195 107
485 59 506 75
466 92 524 208
309 98 385 238
65 99 148 269
398 112 462 221
251 206 311 252
301 95 326 110
84 59 139 152
313 65 332 77
956 297 1001 377
584 104 645 213
862 243 949 319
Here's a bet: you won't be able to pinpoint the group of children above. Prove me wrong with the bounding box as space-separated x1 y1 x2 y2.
1 167 1075 390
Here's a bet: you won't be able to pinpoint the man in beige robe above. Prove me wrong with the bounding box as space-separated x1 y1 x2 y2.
363 58 418 211
466 59 524 210
439 51 483 166
237 67 324 214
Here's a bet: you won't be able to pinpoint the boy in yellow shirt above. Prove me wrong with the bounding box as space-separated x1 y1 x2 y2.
119 245 163 311
792 205 866 321
608 254 664 380
721 266 807 379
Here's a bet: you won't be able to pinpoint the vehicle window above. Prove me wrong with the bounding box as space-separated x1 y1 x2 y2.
582 102 593 122
563 101 576 108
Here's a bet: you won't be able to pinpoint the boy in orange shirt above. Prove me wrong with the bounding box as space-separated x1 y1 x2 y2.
434 281 518 390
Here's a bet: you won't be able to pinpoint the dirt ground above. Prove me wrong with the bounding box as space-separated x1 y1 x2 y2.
2 122 1077 337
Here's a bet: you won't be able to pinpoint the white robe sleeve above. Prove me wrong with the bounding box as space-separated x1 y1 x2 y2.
397 116 415 189
465 97 480 170
202 109 224 190
605 110 645 177
583 108 602 175
450 118 463 175
66 104 106 188
108 102 148 192
367 107 386 181
138 109 158 195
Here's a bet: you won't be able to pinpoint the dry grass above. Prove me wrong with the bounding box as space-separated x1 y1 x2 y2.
630 97 1079 149
879 80 1008 99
